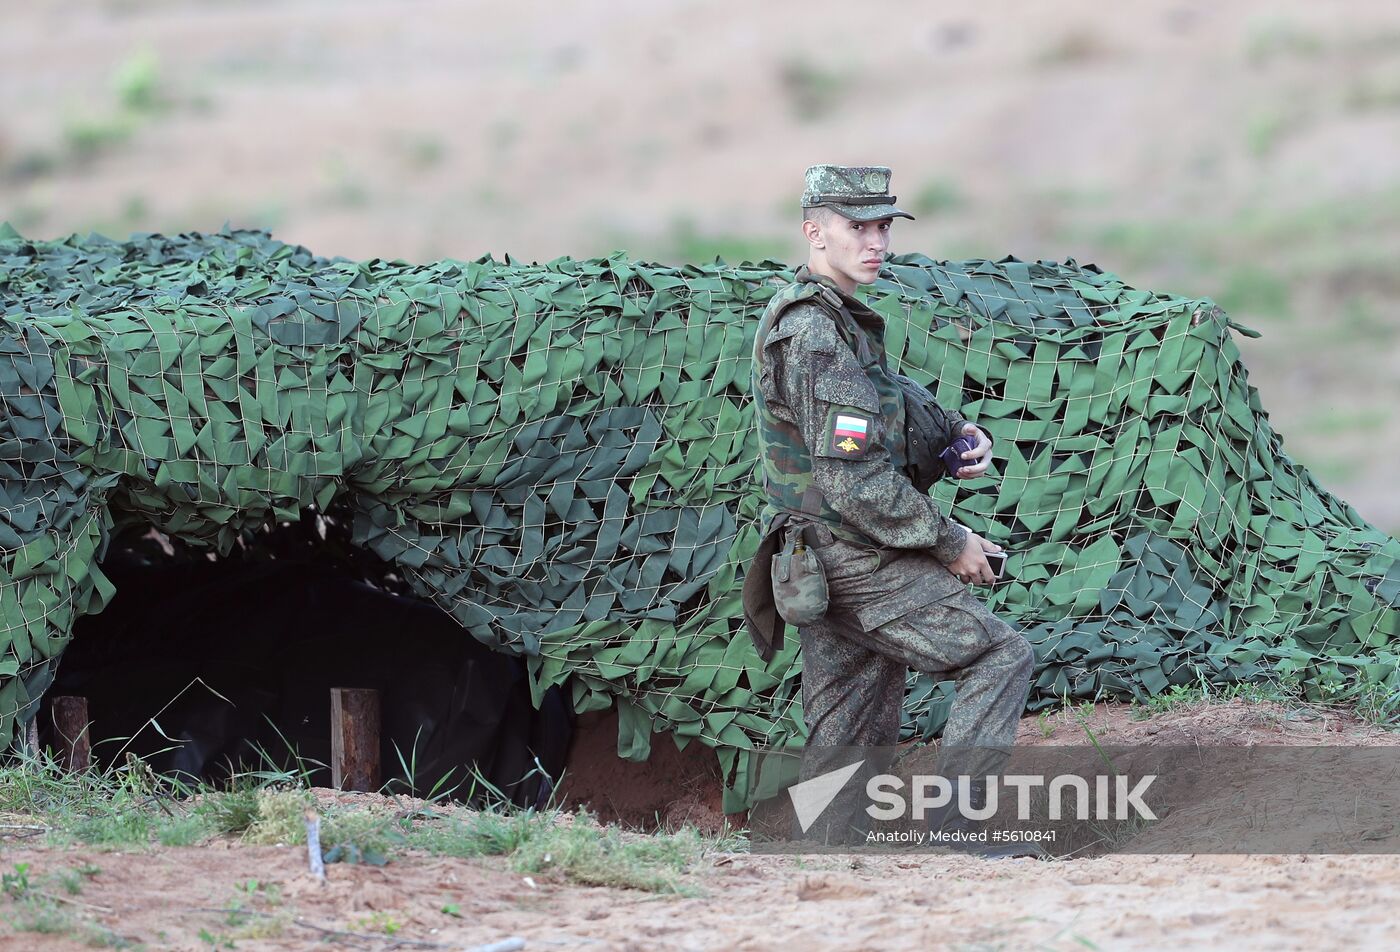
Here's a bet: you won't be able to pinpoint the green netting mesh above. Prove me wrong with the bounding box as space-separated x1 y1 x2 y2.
1 223 1397 812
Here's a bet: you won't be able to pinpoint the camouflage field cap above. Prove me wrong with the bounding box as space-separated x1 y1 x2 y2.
801 165 915 221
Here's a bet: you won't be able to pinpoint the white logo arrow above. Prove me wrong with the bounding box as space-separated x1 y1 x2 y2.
787 759 866 833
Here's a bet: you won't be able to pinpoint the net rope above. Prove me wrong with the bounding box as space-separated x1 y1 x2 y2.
0 224 1396 811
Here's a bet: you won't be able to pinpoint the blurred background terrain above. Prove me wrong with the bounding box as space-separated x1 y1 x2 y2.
3 0 1397 531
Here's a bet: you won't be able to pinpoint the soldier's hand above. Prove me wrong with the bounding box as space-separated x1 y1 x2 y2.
947 532 1003 585
954 423 994 479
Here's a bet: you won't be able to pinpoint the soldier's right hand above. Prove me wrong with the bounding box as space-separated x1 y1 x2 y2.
946 532 1000 585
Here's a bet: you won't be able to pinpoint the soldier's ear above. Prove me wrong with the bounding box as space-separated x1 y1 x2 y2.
802 217 825 249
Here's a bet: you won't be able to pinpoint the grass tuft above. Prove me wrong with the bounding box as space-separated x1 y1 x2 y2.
514 814 706 893
1128 675 1306 721
911 179 966 217
406 804 719 895
776 58 847 122
193 781 262 836
242 787 315 845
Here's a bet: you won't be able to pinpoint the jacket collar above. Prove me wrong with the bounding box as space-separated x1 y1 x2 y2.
795 264 882 327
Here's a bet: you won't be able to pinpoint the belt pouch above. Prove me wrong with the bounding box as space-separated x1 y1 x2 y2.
771 523 830 625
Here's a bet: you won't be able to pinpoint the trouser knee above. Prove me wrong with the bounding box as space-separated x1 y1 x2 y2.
983 622 1034 673
1006 634 1035 679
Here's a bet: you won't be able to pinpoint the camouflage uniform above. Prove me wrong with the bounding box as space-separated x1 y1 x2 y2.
746 167 1034 796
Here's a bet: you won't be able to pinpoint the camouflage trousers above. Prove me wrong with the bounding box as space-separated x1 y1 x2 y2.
799 533 1034 748
793 531 1034 844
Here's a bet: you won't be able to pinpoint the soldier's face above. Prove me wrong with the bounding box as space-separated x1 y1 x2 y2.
823 215 893 290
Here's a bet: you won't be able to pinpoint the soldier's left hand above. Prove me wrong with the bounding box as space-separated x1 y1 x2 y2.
955 423 994 478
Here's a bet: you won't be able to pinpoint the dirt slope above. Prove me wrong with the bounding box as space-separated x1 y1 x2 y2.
5 700 1399 951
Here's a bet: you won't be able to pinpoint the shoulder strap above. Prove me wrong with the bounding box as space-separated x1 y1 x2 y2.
797 279 864 355
765 282 827 337
768 279 826 313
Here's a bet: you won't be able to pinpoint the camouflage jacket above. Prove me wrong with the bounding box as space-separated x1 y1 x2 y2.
752 265 971 564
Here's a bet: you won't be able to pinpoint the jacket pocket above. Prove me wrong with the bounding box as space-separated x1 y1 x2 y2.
812 538 882 583
852 570 965 631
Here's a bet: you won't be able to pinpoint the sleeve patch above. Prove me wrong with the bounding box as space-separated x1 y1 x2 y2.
825 409 873 458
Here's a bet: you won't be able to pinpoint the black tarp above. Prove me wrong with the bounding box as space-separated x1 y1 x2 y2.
41 553 573 809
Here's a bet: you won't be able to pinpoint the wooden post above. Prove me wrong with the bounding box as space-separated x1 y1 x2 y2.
51 695 91 771
330 688 380 792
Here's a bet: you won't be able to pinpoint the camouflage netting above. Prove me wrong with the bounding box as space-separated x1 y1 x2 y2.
1 223 1398 812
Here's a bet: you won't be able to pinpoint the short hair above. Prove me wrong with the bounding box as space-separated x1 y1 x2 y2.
802 204 837 226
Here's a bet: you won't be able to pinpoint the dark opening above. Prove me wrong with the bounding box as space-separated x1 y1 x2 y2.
39 508 574 810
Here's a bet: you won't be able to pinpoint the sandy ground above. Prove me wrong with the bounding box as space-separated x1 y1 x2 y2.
6 838 1400 951
5 699 1400 952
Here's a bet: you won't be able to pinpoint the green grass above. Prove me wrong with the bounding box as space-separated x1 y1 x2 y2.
62 114 136 159
1215 264 1292 318
1336 297 1400 343
193 779 261 836
1128 678 1291 720
0 860 132 948
910 179 966 218
1344 75 1400 113
404 134 448 169
1350 680 1400 726
0 740 745 916
606 216 790 267
51 864 99 897
1300 404 1391 437
407 806 550 858
1031 674 1314 726
1069 187 1400 329
1089 217 1212 274
113 49 162 113
515 816 707 893
1244 106 1308 159
665 217 788 266
0 748 743 949
58 50 172 165
0 749 184 848
1244 18 1325 66
776 57 848 122
406 805 722 895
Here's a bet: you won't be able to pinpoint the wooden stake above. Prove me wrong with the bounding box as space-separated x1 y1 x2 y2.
462 940 526 952
330 688 380 792
304 808 327 883
51 695 91 771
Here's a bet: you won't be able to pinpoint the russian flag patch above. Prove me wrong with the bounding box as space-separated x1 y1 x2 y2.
828 412 871 457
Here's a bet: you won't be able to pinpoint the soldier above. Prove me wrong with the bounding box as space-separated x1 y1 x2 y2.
742 164 1035 848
